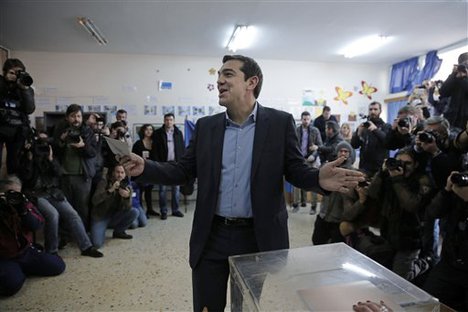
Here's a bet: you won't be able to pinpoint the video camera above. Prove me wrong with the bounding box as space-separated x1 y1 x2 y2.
33 137 51 157
451 172 468 187
16 70 33 87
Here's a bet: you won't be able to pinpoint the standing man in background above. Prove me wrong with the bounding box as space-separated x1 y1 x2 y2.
292 111 322 214
122 55 363 311
313 105 338 142
351 101 391 177
153 113 185 220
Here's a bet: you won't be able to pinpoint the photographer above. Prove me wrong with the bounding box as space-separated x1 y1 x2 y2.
0 176 65 297
53 104 97 228
0 58 35 175
351 101 391 177
18 132 103 258
423 172 468 311
439 52 468 131
101 121 131 170
90 164 138 248
367 147 434 281
385 105 424 151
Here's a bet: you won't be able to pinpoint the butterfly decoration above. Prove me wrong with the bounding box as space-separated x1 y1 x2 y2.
334 86 353 105
207 83 215 91
359 80 378 99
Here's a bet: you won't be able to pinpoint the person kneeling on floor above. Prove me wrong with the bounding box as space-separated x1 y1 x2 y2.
90 165 138 248
0 176 65 297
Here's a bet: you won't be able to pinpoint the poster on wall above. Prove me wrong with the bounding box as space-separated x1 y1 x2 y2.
192 106 205 116
87 105 102 112
55 105 68 112
178 106 191 117
159 81 173 91
302 89 315 106
144 105 157 116
162 106 175 115
103 105 118 114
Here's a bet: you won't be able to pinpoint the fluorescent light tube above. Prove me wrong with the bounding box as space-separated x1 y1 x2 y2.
226 25 255 52
77 17 108 45
340 35 391 58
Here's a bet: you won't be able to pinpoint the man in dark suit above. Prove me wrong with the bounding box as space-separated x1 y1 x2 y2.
122 55 363 311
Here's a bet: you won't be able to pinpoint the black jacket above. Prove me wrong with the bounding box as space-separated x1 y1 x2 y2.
153 125 185 162
440 73 468 130
351 118 391 176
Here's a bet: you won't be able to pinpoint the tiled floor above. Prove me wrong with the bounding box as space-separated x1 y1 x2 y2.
1 201 317 311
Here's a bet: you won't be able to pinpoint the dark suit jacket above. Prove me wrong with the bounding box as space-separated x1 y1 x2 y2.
138 104 324 268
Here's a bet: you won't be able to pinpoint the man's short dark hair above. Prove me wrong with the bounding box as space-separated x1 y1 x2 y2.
323 106 331 113
222 55 263 99
369 101 382 110
301 111 311 118
116 109 127 115
164 113 175 119
66 104 83 117
111 121 126 130
2 58 25 74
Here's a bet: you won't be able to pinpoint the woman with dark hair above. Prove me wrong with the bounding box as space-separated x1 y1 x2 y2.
132 124 159 217
90 165 138 248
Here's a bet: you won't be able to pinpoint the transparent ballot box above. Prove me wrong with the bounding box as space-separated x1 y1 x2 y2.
229 243 451 311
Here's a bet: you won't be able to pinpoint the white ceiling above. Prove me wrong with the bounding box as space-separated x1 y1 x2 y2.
1 0 467 65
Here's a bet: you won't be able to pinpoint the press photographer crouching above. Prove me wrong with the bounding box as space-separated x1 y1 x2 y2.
18 131 103 258
423 171 468 311
0 176 65 297
0 58 35 175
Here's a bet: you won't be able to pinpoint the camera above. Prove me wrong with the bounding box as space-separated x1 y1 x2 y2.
386 157 403 171
33 137 51 157
397 117 411 128
450 172 468 187
16 71 33 87
0 190 27 213
418 131 435 144
66 127 82 144
119 179 129 189
358 180 370 187
359 114 370 128
115 129 128 140
457 64 467 73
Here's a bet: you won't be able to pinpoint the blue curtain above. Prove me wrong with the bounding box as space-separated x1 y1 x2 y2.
184 119 196 147
412 50 443 89
390 57 419 93
389 50 442 94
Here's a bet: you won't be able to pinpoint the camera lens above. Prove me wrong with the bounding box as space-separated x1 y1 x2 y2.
451 173 468 187
386 157 402 171
419 132 434 143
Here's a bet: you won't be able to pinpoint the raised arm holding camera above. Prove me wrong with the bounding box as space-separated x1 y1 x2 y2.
0 59 35 175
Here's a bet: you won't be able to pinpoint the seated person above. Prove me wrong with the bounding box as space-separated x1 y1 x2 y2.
0 176 65 297
18 132 103 258
90 165 138 248
129 181 148 229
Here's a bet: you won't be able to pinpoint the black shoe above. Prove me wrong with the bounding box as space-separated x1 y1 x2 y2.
301 202 307 207
112 231 133 239
147 209 160 217
81 246 104 258
310 205 317 215
172 211 184 217
160 213 168 220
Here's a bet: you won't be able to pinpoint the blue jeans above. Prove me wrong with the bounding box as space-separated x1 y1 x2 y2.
37 197 94 254
90 208 139 248
158 185 180 214
131 204 148 229
0 246 65 296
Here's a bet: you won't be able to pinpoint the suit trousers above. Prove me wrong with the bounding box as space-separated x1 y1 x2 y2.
192 219 259 312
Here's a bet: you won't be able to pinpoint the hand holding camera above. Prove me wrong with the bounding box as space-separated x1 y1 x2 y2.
15 70 33 89
446 172 468 201
396 117 412 134
0 190 28 215
385 157 404 177
117 179 130 198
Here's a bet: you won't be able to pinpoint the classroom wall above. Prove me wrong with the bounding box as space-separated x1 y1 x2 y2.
12 51 391 132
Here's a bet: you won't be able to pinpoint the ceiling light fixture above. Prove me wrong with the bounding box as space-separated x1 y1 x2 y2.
226 25 255 52
77 17 108 46
340 35 391 58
